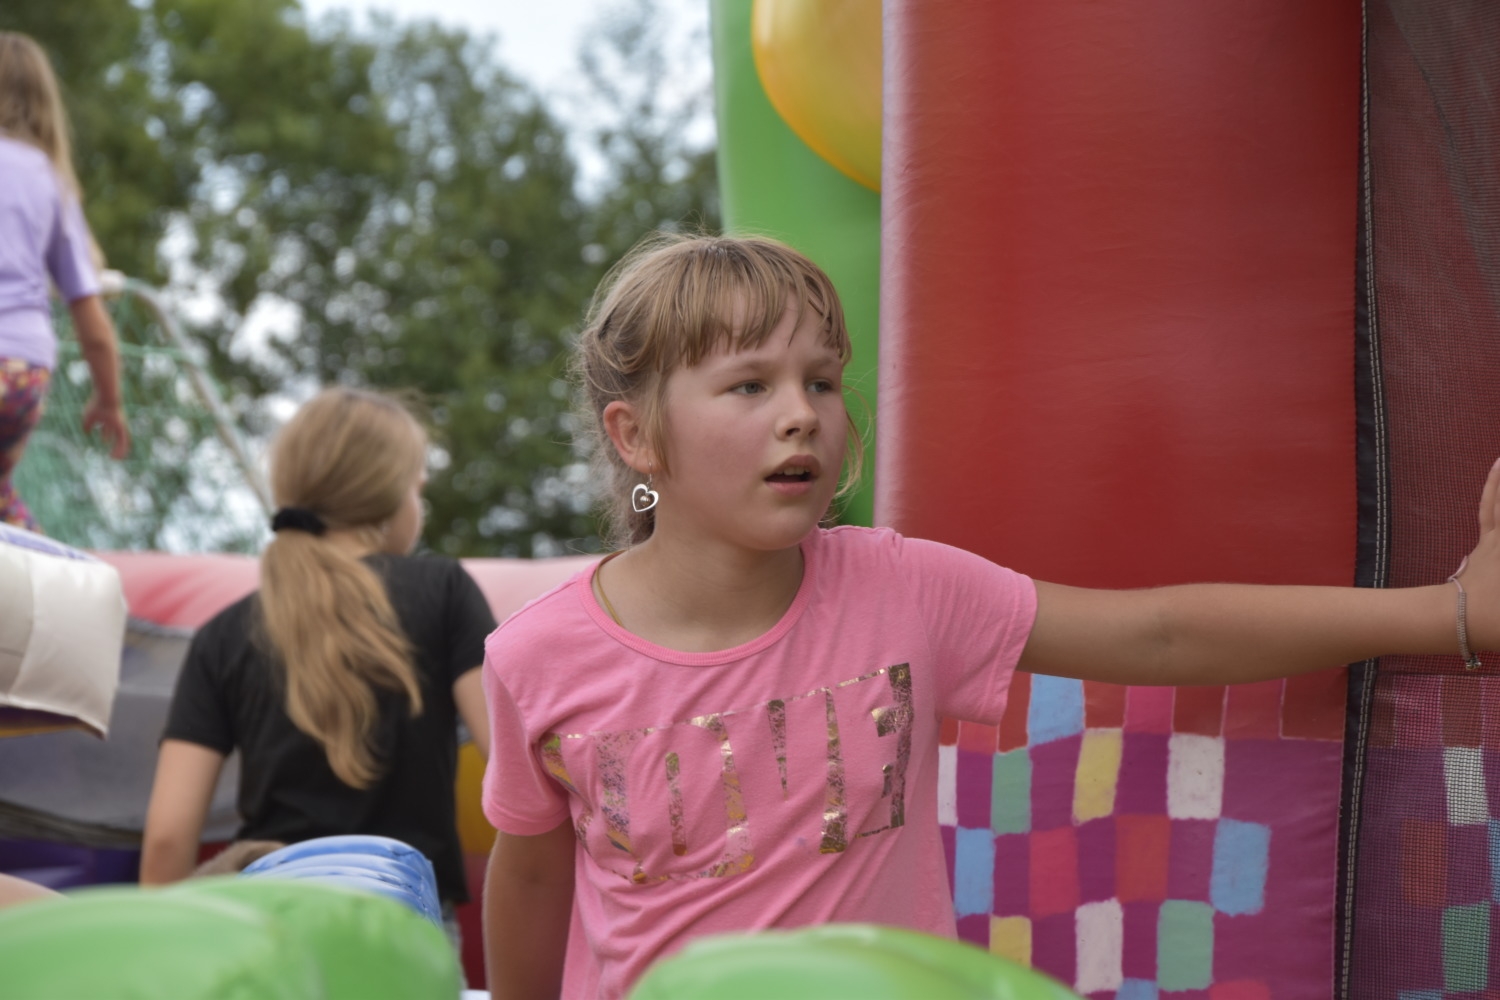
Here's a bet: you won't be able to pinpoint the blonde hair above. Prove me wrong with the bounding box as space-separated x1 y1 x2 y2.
574 233 865 547
0 32 81 198
259 387 428 789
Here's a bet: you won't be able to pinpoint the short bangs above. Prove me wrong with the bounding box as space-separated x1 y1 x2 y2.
602 235 852 376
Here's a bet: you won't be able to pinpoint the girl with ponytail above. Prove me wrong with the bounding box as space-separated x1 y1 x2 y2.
141 388 495 922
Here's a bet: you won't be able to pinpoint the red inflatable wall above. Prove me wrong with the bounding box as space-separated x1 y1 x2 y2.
879 3 1360 584
878 2 1360 994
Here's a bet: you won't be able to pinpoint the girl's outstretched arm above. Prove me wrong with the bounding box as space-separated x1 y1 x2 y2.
1018 459 1500 686
484 819 575 1000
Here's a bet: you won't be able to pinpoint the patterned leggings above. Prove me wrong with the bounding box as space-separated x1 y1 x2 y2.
0 359 51 532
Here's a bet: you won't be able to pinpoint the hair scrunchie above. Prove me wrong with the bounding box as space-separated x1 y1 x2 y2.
270 507 327 536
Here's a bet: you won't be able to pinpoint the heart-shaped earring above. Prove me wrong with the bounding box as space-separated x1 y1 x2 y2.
631 476 659 514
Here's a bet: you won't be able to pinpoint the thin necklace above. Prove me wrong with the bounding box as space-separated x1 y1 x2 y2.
592 553 624 626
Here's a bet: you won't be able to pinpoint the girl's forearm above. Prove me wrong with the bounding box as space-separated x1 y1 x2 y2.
1146 581 1454 684
139 833 199 885
1025 459 1500 687
68 295 123 406
1026 580 1457 686
140 740 223 885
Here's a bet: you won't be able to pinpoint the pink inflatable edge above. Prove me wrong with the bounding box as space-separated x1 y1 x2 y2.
95 551 598 630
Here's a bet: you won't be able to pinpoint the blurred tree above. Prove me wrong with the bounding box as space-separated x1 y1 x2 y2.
2 0 718 557
322 21 600 557
577 0 721 261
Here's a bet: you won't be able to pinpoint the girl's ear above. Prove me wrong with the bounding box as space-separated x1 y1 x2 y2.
602 400 658 475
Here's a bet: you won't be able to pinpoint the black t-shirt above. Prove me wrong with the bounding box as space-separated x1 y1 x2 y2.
163 553 496 904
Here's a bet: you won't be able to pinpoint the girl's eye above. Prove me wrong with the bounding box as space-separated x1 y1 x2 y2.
732 382 765 395
809 379 836 394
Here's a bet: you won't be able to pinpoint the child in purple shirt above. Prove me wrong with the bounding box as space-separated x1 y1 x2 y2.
0 32 129 530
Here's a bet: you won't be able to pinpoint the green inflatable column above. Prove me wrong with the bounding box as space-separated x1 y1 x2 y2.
709 0 882 527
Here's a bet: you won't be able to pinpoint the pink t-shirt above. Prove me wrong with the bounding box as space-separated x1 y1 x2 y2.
481 526 1036 998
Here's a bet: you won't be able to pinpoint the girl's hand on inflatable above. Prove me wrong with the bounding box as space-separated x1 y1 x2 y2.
82 395 130 459
1454 457 1500 656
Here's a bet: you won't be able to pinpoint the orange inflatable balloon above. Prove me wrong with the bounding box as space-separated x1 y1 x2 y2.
751 0 882 191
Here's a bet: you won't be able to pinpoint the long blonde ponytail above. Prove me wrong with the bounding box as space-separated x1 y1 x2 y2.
259 388 427 788
0 32 82 199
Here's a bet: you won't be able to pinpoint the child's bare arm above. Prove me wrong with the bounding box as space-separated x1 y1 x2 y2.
453 667 490 760
0 872 60 911
67 294 129 459
140 739 224 884
1019 458 1500 686
484 820 575 1000
1020 578 1454 685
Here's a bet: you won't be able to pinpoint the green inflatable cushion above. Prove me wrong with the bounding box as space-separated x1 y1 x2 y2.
0 885 322 1000
627 923 1083 1000
175 876 461 1000
0 878 461 1000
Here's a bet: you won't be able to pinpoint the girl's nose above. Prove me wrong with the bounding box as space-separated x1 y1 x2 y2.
777 389 820 440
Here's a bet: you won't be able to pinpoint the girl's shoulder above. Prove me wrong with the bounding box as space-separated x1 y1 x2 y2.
0 135 50 170
188 591 261 661
365 551 472 591
809 525 1019 587
367 550 461 573
813 523 900 548
0 136 60 195
483 561 596 646
807 523 908 569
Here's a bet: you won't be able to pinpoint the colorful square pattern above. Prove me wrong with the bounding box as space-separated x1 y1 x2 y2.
940 674 1345 997
1347 673 1500 998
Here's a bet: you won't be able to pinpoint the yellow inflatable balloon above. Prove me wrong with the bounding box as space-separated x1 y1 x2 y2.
751 0 882 191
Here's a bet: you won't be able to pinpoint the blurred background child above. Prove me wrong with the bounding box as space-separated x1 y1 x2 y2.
0 31 129 531
140 387 494 946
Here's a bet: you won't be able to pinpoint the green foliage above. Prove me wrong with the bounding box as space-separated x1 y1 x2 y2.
15 289 269 554
3 0 719 556
579 0 721 255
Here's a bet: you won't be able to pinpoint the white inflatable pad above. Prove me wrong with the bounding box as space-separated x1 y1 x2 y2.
0 524 126 738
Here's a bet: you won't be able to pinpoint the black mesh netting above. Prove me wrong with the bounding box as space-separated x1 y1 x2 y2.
1345 2 1500 996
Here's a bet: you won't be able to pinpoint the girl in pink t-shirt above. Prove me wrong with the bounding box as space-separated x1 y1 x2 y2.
481 234 1500 999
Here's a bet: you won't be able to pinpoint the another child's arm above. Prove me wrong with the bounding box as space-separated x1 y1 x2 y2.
484 819 575 1000
139 739 225 884
453 666 490 759
0 872 60 911
68 294 129 459
1019 460 1500 686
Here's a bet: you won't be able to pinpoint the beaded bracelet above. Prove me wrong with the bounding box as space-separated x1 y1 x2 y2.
1449 572 1484 671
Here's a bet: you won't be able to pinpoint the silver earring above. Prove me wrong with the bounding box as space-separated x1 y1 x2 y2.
631 475 659 514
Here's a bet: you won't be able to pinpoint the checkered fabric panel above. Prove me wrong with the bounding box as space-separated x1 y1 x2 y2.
1348 673 1500 998
940 673 1344 997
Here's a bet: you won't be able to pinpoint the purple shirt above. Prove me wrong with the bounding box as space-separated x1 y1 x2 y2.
0 134 101 369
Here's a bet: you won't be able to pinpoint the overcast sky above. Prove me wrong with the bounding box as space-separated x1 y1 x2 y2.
299 0 709 102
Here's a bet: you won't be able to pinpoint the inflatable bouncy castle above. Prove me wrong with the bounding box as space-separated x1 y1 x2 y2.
718 1 1500 996
0 546 590 988
5 2 1499 996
